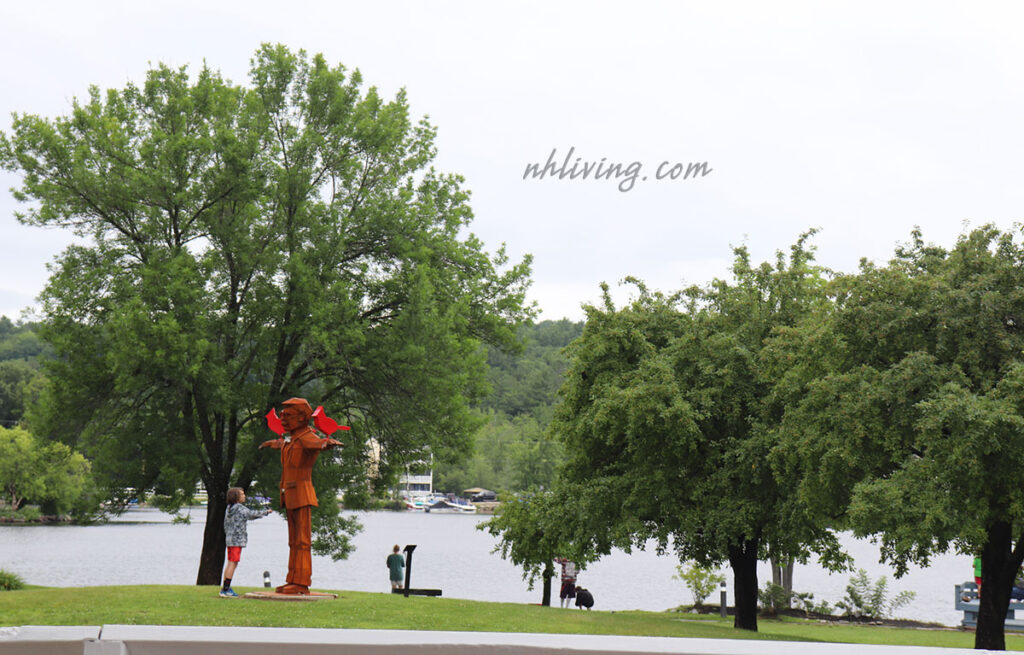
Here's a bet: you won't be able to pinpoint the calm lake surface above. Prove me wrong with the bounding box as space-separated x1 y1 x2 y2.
2 507 970 626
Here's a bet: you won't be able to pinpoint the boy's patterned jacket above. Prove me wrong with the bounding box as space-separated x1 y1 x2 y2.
224 503 269 547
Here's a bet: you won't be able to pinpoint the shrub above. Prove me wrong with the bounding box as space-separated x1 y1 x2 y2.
836 568 916 619
791 591 833 616
0 506 42 521
0 570 24 591
758 581 791 616
674 563 725 607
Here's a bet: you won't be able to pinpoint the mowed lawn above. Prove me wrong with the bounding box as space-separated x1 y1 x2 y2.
3 585 1024 650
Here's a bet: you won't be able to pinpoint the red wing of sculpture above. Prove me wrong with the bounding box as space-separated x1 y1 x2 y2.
312 405 351 435
265 408 286 435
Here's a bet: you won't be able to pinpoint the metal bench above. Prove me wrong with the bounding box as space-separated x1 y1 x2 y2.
955 582 1024 630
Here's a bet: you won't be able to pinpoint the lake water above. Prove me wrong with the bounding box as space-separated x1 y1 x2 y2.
1 507 971 627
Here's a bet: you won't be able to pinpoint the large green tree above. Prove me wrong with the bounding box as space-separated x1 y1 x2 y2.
0 45 532 584
549 235 844 631
772 226 1024 650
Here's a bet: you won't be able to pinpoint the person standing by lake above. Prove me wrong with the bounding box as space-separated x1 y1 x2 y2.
221 487 272 597
387 545 405 590
556 557 578 608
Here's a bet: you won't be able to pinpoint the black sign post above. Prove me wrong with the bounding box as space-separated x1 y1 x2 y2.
403 544 415 597
393 543 442 597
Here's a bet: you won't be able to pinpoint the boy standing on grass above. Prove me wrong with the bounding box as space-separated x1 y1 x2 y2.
556 557 578 608
220 487 272 598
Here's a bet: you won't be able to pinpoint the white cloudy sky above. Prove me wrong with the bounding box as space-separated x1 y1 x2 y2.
2 1 1023 322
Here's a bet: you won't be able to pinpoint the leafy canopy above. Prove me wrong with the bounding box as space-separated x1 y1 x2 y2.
773 226 1024 571
0 44 532 582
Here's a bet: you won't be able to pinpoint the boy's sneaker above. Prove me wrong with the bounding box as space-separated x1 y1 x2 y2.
219 588 239 598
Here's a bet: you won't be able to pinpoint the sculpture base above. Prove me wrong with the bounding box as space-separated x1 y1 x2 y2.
243 591 338 601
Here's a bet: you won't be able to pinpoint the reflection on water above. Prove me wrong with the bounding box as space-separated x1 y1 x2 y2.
2 507 969 626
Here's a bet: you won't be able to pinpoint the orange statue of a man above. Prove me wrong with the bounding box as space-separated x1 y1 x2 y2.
259 397 343 595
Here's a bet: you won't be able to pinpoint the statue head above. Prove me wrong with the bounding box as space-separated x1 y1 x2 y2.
280 397 313 432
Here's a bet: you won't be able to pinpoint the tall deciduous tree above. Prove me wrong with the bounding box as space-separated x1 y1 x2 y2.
772 226 1024 650
549 235 844 631
0 45 532 584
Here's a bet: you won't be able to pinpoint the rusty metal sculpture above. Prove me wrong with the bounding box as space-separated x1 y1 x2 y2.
259 397 347 595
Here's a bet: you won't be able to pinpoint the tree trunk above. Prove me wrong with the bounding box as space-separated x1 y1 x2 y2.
729 538 759 631
975 521 1023 651
541 562 554 606
770 557 794 608
195 486 227 585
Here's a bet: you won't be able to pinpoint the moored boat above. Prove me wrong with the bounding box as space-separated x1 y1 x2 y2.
424 498 477 514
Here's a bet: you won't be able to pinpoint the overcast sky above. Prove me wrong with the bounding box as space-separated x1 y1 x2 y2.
2 1 1023 322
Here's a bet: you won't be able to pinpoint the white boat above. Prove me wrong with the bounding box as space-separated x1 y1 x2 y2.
424 498 477 514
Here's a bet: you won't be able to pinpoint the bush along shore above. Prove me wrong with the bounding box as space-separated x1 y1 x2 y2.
0 508 71 524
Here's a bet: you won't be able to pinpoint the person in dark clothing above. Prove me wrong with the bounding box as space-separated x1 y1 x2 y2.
387 544 405 589
574 586 594 610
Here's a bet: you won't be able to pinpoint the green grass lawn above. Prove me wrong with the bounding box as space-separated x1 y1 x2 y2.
2 585 1023 650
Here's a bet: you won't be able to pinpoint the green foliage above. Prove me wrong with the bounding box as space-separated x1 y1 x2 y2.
0 360 42 426
481 319 583 419
434 411 563 494
310 507 363 561
774 226 1024 566
0 427 43 509
0 505 41 521
769 225 1024 648
0 324 49 362
0 570 25 591
674 563 725 606
790 592 832 617
548 233 845 631
835 569 915 619
1 45 532 583
758 583 836 618
149 491 199 514
481 490 590 594
369 497 406 511
0 319 49 428
758 582 791 617
0 426 96 517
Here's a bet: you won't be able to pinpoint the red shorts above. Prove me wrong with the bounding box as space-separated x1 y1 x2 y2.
227 547 242 563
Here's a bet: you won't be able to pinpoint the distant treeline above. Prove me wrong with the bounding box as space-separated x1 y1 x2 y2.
0 317 50 428
433 319 583 495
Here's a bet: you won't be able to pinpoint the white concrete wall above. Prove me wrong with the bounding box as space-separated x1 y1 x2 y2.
0 625 983 655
